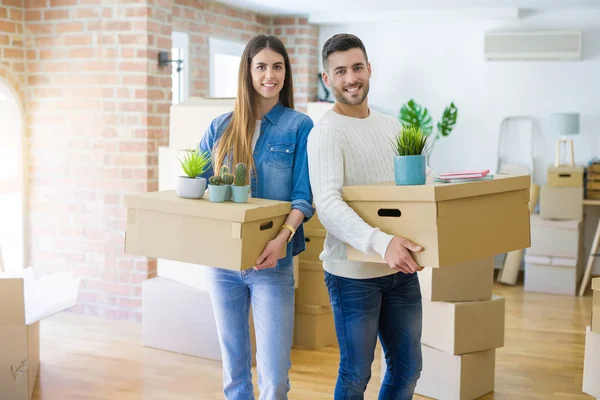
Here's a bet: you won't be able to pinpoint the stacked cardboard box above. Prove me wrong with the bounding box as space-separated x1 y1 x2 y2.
585 163 600 200
294 213 337 350
583 279 600 398
525 165 584 295
414 257 503 400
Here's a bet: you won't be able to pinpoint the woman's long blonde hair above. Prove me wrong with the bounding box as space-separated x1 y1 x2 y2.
213 35 295 182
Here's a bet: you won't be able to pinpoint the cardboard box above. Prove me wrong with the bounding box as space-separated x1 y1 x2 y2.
540 186 583 220
125 191 291 271
593 278 600 334
342 174 531 268
547 165 584 188
142 277 257 364
422 295 505 355
296 261 329 307
529 215 581 258
169 97 235 150
418 257 494 302
294 304 336 350
413 345 495 400
1 269 80 400
304 210 324 231
583 326 600 398
301 230 326 263
524 254 581 295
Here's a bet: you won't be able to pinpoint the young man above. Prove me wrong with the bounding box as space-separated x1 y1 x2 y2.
307 33 424 399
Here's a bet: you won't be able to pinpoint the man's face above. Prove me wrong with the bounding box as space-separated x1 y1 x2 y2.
323 48 371 106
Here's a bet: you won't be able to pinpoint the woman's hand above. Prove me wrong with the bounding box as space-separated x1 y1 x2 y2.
255 236 287 270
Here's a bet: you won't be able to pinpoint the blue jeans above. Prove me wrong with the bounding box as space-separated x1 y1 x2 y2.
324 271 423 400
207 263 295 400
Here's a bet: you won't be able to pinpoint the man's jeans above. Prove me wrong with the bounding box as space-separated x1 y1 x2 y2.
207 264 295 400
324 270 423 400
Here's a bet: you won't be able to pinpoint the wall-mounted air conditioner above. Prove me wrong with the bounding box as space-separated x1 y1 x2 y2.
484 31 582 61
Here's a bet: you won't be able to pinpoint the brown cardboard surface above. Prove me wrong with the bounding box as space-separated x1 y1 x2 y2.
0 322 40 400
418 257 494 302
593 277 600 291
593 291 600 335
547 165 584 188
422 295 505 355
540 186 583 220
301 235 325 263
125 191 290 271
296 261 329 307
343 175 531 268
294 304 336 349
0 278 26 326
529 215 581 258
583 327 600 397
413 345 495 400
142 277 257 364
304 211 324 231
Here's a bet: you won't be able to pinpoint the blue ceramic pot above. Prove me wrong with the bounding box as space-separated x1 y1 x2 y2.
394 155 426 185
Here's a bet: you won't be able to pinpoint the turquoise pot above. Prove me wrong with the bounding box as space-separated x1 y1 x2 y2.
231 185 250 203
394 155 426 185
208 185 227 202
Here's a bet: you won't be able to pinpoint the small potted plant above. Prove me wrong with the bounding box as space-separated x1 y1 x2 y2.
231 163 250 203
219 165 234 201
208 175 227 202
175 148 211 199
391 125 432 186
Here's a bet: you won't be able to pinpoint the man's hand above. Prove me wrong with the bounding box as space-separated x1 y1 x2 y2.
255 236 286 270
384 237 424 274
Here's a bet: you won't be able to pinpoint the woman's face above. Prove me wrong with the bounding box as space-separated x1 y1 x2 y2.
250 47 286 101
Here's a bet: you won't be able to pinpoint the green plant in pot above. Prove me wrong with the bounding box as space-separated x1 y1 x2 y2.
220 165 234 201
175 148 211 199
392 125 432 186
231 163 250 203
399 99 458 140
208 175 227 202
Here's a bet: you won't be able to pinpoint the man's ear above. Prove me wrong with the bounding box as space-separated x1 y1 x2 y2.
322 70 331 87
367 62 372 78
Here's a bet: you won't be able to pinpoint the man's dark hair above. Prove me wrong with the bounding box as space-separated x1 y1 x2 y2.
322 33 368 70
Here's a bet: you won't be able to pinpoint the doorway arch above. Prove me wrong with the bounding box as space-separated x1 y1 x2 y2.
0 77 26 273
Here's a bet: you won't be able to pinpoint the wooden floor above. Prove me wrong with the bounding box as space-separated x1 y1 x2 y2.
32 282 595 400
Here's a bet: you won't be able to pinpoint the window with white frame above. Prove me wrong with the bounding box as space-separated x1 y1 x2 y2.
171 31 190 105
209 37 245 98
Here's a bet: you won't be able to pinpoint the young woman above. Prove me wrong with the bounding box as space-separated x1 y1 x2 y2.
198 35 314 400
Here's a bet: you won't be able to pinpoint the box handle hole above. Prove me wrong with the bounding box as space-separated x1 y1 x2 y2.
305 237 311 243
378 209 401 218
558 174 572 178
260 221 274 231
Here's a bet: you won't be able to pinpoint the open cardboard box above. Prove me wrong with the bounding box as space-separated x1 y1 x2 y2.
0 268 80 400
342 174 531 267
125 191 291 271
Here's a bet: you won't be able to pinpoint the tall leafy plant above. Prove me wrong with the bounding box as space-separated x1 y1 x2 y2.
399 99 458 140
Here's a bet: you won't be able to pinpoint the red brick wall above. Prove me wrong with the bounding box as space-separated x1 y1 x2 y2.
271 17 319 112
0 0 25 102
24 1 172 321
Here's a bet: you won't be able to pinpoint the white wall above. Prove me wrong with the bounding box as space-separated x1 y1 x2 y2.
318 10 600 182
319 10 600 276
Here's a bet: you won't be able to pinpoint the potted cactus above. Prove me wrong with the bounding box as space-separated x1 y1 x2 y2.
175 148 211 199
391 125 432 186
208 175 227 202
219 165 234 201
231 163 250 203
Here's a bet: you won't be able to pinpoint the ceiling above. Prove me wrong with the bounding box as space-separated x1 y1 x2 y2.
215 0 600 23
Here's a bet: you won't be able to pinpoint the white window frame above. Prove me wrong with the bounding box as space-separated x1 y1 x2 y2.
209 37 245 98
172 31 190 105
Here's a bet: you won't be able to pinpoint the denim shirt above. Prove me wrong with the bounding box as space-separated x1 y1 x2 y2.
198 102 315 266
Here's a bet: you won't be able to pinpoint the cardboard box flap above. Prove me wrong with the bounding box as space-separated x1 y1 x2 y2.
593 278 600 291
342 174 530 203
125 190 291 222
530 214 581 230
524 254 551 265
0 268 81 326
304 228 327 238
548 165 584 173
299 261 324 272
296 304 332 315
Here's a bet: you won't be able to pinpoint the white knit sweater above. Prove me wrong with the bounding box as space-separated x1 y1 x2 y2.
307 108 401 279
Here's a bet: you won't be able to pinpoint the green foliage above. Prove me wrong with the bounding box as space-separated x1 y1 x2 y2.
208 175 223 186
222 173 233 185
399 99 458 139
391 125 432 157
178 148 211 178
234 163 247 186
